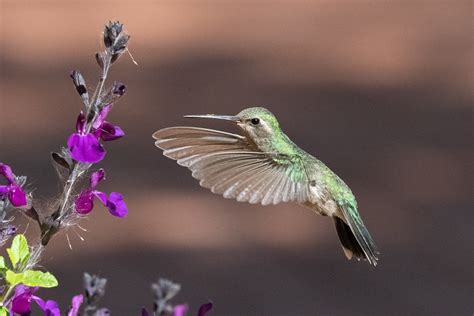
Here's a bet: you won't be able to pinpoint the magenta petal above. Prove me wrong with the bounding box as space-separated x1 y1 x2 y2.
8 185 27 207
100 122 125 141
43 301 61 316
11 295 33 313
93 190 108 206
93 104 112 129
0 163 15 183
67 294 84 316
173 304 188 316
67 133 106 163
11 285 38 314
75 191 94 214
197 302 213 316
106 192 128 217
34 297 61 316
0 185 9 194
76 112 86 133
90 169 106 188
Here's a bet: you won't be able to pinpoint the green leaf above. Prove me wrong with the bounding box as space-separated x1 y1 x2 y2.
0 306 7 316
6 270 58 288
5 270 22 286
0 257 5 277
7 234 30 268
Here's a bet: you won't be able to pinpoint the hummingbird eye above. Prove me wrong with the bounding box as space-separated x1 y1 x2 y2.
250 118 260 125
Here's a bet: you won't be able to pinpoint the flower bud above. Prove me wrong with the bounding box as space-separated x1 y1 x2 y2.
103 21 123 48
70 70 89 106
112 81 126 96
103 21 130 64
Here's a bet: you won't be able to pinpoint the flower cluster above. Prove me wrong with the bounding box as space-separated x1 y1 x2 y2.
0 21 216 316
0 163 27 207
82 272 110 315
142 278 213 316
67 104 124 164
9 285 83 316
64 23 129 221
75 169 127 218
152 278 182 314
102 21 131 64
0 163 25 246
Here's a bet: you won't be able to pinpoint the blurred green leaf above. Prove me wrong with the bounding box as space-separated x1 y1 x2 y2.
6 234 29 268
6 270 58 288
0 306 7 316
0 257 5 277
5 270 22 286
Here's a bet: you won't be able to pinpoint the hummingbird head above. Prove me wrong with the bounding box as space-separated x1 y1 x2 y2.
235 107 280 140
184 107 280 141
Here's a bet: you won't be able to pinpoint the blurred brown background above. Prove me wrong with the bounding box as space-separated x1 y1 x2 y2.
0 1 472 315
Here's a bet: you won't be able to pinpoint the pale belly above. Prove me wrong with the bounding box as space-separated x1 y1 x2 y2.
302 184 340 217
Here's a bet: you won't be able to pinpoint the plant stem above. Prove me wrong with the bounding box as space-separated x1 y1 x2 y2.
55 162 79 221
88 57 111 116
0 286 14 306
40 56 113 247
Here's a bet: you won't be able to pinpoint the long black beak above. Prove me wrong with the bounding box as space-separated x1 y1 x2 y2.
184 114 240 122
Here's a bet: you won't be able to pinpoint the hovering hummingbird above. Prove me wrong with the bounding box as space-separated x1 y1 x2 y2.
153 107 379 265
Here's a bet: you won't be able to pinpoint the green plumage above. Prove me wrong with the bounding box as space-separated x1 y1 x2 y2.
153 107 379 265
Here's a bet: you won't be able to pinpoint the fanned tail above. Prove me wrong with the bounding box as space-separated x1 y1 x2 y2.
333 206 379 266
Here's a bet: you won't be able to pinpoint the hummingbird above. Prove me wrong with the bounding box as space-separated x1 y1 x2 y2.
153 107 379 265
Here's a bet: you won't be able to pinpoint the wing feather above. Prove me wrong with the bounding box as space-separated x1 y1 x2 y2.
197 157 260 188
281 176 292 203
274 176 289 204
210 161 264 194
236 163 275 203
153 126 310 205
248 166 282 204
262 166 286 205
222 162 272 198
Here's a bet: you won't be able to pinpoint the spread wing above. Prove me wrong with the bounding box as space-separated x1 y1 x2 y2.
153 127 311 205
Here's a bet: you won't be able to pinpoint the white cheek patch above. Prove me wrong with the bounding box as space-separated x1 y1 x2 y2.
259 121 272 135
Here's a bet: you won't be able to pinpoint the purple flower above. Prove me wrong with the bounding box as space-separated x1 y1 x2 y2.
92 104 125 142
67 294 83 316
10 285 38 314
173 304 189 316
0 163 27 207
0 224 16 238
75 169 128 218
35 297 61 316
10 285 60 315
67 112 106 163
197 302 213 316
67 106 124 163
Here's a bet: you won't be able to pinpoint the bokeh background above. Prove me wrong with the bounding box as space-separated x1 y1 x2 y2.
0 1 472 315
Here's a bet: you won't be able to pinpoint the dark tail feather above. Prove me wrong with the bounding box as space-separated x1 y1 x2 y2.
333 217 379 266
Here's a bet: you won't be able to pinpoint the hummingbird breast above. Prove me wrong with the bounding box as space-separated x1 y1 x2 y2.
300 157 344 218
